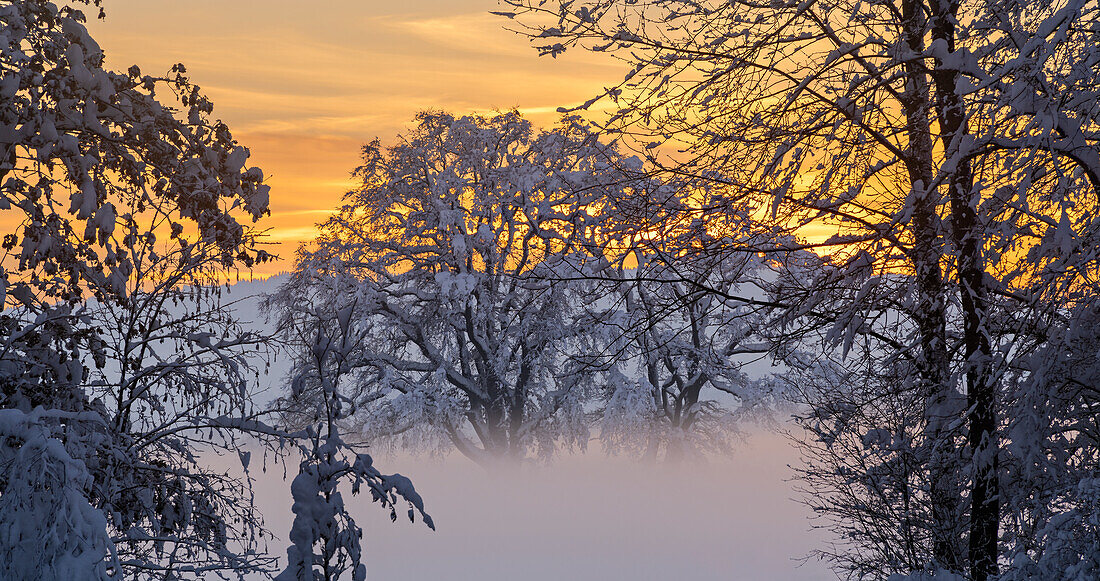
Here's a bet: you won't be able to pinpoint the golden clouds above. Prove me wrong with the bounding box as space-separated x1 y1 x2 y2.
86 1 619 273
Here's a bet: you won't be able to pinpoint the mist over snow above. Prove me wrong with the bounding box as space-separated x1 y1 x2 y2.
246 432 833 581
218 276 832 580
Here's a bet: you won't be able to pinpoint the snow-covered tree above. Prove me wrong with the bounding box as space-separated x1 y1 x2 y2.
273 109 787 465
0 407 119 580
0 1 281 578
275 306 433 581
501 0 1100 578
780 309 959 579
270 111 647 466
79 229 280 576
597 262 774 461
996 300 1100 581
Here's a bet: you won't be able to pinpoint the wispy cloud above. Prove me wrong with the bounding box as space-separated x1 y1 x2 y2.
87 1 626 275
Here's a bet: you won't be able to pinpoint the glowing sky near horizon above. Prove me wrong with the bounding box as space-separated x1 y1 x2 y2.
87 0 621 275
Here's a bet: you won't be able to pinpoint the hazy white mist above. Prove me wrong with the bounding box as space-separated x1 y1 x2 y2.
244 430 832 581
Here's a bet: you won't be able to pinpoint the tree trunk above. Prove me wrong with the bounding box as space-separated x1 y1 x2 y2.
929 0 998 576
900 0 964 570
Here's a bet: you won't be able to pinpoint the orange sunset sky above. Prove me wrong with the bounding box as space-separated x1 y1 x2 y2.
87 0 621 276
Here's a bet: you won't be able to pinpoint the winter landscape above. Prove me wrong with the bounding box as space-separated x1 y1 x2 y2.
2 0 1099 580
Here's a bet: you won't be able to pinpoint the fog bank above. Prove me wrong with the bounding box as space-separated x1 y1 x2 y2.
248 428 833 580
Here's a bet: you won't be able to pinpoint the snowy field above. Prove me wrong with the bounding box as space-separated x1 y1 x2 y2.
242 429 832 581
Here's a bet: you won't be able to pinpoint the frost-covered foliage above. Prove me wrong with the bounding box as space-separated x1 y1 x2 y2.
997 303 1100 581
0 408 117 581
0 0 269 305
785 340 961 579
269 111 643 466
502 0 1100 578
277 433 433 581
78 249 279 576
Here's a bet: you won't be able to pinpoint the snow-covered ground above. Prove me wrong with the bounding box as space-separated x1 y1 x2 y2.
242 431 832 580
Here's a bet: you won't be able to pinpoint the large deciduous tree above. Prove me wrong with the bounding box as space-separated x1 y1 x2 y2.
274 109 783 466
501 0 1100 578
270 111 635 467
